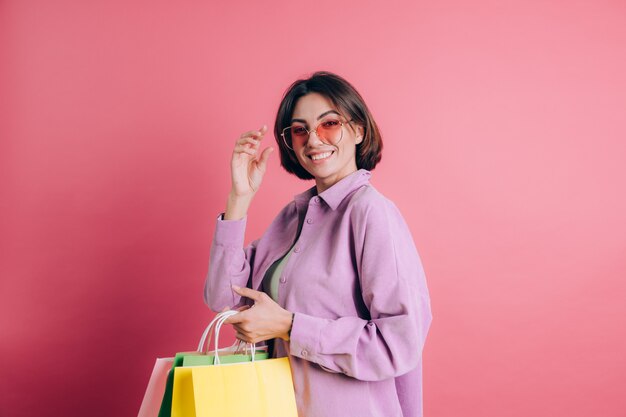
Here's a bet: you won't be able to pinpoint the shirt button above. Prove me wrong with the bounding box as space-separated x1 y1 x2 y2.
279 277 286 284
313 197 320 203
294 246 300 253
306 218 313 224
301 350 308 357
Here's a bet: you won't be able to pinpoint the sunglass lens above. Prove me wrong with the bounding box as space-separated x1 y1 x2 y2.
318 119 342 143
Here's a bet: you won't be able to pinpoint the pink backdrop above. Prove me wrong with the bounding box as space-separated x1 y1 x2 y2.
1 1 625 416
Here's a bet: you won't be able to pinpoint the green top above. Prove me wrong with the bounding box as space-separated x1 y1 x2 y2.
262 211 306 302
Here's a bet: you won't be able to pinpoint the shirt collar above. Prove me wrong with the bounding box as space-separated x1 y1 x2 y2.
294 169 372 211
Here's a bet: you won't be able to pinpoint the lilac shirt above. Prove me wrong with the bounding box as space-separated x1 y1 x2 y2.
205 169 433 417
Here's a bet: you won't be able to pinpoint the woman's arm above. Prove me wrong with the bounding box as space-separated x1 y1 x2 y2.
204 214 259 312
204 124 273 312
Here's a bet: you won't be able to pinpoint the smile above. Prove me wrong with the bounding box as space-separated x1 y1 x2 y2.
309 151 334 161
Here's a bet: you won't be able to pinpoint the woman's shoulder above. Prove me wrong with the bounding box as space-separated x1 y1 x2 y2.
346 183 404 223
348 182 398 210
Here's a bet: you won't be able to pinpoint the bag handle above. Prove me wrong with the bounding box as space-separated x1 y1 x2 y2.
197 311 251 354
196 312 224 352
213 311 257 365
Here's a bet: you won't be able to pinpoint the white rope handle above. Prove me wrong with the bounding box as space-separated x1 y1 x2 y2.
213 311 257 365
213 311 239 364
196 310 239 352
196 314 222 352
197 310 248 353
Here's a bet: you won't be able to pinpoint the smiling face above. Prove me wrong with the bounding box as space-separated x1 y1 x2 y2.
290 92 364 193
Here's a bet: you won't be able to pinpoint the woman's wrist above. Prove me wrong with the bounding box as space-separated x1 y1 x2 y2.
281 311 295 341
224 192 253 220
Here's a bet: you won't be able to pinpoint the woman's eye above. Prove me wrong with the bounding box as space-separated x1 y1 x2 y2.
292 126 307 136
322 120 340 128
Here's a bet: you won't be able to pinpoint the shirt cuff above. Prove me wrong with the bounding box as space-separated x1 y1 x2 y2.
214 212 247 248
288 312 327 362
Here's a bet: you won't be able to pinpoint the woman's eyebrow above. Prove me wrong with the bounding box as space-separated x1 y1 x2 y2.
291 110 340 124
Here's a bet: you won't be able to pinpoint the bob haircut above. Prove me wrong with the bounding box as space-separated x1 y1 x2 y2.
273 71 383 180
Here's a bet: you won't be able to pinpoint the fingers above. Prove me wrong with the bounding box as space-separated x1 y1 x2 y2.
234 143 258 157
235 332 252 343
231 285 264 302
237 137 261 147
218 304 248 316
224 313 243 324
233 324 256 344
233 125 268 158
234 137 260 155
238 125 268 142
223 304 254 324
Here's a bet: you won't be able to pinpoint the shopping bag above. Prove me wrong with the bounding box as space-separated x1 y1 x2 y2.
137 357 174 417
182 311 298 417
158 345 269 417
192 357 297 417
167 311 270 417
157 312 230 417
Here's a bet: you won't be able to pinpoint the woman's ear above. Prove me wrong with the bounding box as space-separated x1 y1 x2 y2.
355 125 365 144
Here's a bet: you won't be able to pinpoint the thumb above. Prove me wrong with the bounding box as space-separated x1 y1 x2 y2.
257 147 273 171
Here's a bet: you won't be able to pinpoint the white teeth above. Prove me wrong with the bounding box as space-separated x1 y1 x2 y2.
311 152 332 161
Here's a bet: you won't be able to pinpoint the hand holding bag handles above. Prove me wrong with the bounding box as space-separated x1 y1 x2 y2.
182 311 267 367
172 310 299 417
159 311 269 417
196 310 240 354
211 310 258 364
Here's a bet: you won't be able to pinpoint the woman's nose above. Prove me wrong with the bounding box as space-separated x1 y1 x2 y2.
306 128 324 146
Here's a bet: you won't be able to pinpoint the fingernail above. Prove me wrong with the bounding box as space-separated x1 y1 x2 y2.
231 284 240 290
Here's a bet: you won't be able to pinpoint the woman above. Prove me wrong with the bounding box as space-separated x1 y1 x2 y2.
204 71 432 417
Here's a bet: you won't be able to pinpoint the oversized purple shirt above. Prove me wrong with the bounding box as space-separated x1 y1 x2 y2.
205 169 433 417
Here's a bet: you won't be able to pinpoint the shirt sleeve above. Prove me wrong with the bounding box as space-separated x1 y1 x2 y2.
288 199 433 382
204 213 259 312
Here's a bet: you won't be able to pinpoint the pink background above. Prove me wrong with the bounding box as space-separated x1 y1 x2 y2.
1 1 625 416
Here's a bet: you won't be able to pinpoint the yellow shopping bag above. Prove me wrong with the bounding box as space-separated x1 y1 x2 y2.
191 357 298 417
171 310 297 417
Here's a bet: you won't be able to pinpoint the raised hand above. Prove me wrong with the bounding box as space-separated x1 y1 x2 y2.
231 125 273 197
225 125 273 220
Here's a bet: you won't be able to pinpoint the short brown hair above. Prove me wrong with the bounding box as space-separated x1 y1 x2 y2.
273 71 383 180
